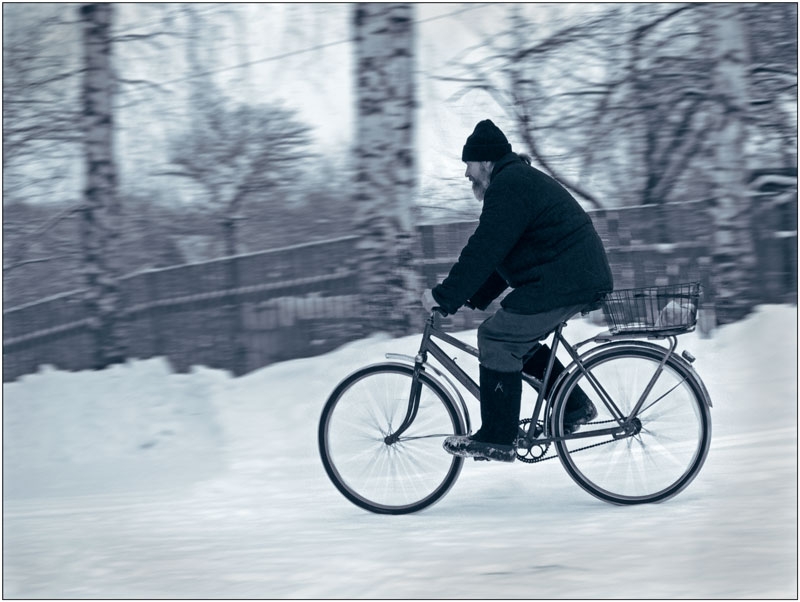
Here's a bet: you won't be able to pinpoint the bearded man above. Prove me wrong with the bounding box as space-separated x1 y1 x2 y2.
422 119 613 462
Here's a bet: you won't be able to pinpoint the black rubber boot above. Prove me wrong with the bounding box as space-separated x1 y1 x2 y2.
443 366 521 462
523 345 597 432
475 365 522 445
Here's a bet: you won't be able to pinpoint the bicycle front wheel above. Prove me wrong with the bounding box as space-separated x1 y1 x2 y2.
319 363 466 514
553 343 711 505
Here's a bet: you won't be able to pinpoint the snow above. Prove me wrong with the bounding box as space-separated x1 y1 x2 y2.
3 305 797 598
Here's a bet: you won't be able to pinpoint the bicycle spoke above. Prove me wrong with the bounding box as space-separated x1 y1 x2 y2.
636 378 689 417
636 432 688 470
396 433 452 441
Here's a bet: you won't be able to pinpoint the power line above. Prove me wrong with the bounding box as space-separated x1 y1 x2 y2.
415 3 494 25
122 3 494 91
155 37 356 88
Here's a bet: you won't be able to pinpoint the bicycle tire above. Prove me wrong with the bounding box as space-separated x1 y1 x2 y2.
318 363 467 514
552 343 711 505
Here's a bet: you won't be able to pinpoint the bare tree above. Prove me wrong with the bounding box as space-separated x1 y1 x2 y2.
3 4 184 307
79 2 125 367
353 3 420 335
164 97 314 255
440 4 794 209
744 2 797 166
2 6 83 172
2 5 85 287
620 3 789 319
162 84 313 375
439 5 616 207
704 3 758 322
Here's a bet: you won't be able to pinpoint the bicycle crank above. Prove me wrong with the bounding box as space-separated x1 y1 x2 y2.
515 419 553 463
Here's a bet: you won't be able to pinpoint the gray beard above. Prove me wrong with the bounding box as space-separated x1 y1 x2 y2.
472 180 488 201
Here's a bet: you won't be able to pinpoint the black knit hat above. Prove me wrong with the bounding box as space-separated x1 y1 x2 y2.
461 119 512 162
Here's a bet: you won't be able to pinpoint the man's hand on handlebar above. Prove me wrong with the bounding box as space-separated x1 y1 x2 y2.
421 290 448 316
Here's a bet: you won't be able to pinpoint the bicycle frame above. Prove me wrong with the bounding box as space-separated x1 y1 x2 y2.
386 310 655 447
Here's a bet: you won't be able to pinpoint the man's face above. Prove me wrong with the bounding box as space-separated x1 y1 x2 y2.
464 161 493 201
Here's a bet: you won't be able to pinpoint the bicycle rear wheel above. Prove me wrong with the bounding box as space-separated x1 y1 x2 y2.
553 344 711 505
319 363 466 514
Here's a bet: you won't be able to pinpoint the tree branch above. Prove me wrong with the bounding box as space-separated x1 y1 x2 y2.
3 255 72 274
631 4 696 43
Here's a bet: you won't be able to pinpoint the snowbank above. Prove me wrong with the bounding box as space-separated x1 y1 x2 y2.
3 358 228 499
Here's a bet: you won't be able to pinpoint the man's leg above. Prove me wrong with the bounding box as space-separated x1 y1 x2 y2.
522 345 598 433
477 305 585 371
444 305 583 462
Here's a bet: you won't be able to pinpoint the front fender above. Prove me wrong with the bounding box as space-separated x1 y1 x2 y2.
385 353 473 432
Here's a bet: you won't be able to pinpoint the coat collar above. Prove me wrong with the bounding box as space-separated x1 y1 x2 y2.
490 152 521 181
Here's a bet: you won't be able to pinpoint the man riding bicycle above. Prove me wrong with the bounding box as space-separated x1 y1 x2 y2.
422 119 613 462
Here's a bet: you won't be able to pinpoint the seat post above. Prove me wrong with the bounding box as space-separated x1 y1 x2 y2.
541 323 565 398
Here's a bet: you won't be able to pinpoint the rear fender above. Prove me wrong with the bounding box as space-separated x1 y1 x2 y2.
556 339 713 408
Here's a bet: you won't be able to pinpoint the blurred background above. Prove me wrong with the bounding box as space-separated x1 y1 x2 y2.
3 3 797 380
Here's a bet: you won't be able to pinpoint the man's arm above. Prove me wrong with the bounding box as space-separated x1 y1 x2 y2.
466 271 508 310
431 184 530 314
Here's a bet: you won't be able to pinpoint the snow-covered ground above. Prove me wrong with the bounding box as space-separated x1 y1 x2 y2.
3 305 797 599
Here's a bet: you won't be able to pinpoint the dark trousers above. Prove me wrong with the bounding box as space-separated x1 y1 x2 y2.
477 304 586 373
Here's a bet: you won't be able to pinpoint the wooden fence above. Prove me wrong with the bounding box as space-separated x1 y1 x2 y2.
3 198 797 382
3 236 364 381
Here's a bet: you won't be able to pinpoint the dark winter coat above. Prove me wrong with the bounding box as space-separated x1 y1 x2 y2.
432 153 613 315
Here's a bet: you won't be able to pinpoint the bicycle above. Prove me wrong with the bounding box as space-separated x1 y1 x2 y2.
318 282 712 515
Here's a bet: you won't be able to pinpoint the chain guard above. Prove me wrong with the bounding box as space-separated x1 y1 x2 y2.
515 417 630 464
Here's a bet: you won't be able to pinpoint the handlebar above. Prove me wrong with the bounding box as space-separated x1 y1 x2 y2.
426 307 448 329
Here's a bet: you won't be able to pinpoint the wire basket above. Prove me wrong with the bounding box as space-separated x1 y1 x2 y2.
602 282 701 335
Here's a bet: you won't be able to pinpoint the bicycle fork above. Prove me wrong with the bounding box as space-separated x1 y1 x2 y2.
384 315 437 445
384 360 424 445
